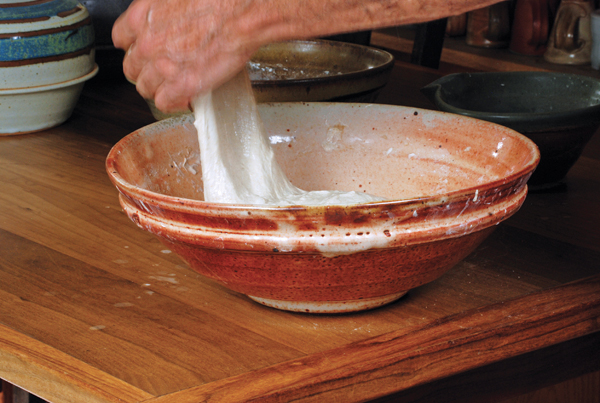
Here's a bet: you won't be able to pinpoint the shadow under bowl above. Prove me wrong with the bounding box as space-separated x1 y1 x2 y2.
421 71 600 189
106 103 539 313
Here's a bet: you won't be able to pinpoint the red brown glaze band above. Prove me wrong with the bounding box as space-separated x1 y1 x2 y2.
0 0 54 8
0 16 91 37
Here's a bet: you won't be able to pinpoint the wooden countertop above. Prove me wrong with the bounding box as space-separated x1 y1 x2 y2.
1 50 599 403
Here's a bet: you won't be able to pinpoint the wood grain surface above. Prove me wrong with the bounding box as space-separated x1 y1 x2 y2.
0 49 599 403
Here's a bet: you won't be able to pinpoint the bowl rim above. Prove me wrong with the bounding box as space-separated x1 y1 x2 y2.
0 64 98 94
105 103 540 216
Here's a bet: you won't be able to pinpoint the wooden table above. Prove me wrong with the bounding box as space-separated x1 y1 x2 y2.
1 50 599 403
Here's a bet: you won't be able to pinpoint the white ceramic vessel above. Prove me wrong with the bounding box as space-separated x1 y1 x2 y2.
0 65 98 134
0 0 97 135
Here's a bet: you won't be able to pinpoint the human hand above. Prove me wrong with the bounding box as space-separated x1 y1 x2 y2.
112 0 264 113
113 0 505 113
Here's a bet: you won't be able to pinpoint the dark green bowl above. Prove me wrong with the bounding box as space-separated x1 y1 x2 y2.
422 72 600 188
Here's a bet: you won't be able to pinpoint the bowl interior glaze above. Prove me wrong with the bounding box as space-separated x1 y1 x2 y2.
250 40 394 103
249 40 393 82
422 72 600 188
115 104 536 202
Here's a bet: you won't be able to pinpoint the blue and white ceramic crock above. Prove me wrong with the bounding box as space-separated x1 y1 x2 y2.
0 0 98 134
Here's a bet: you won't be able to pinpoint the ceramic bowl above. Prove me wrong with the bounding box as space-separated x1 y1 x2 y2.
249 40 394 102
135 39 394 120
421 72 600 188
0 65 98 134
106 103 539 313
0 0 97 134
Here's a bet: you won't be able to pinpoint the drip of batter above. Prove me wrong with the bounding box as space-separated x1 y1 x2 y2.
192 69 385 206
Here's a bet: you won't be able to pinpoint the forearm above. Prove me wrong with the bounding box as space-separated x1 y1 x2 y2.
113 0 504 112
238 0 504 47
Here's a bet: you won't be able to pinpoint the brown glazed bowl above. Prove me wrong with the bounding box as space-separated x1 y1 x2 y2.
106 103 539 313
135 39 394 120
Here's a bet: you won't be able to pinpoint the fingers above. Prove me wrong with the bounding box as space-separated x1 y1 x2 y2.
113 0 154 84
134 60 165 100
111 0 261 113
111 13 135 50
154 82 194 114
112 0 149 50
122 39 150 84
153 63 203 113
151 46 252 113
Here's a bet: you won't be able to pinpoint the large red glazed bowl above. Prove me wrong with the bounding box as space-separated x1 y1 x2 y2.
106 103 539 313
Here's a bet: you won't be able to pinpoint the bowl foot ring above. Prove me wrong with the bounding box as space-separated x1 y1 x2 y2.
248 291 408 313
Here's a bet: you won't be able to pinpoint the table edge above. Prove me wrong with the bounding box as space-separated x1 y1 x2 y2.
0 324 154 403
145 274 600 403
